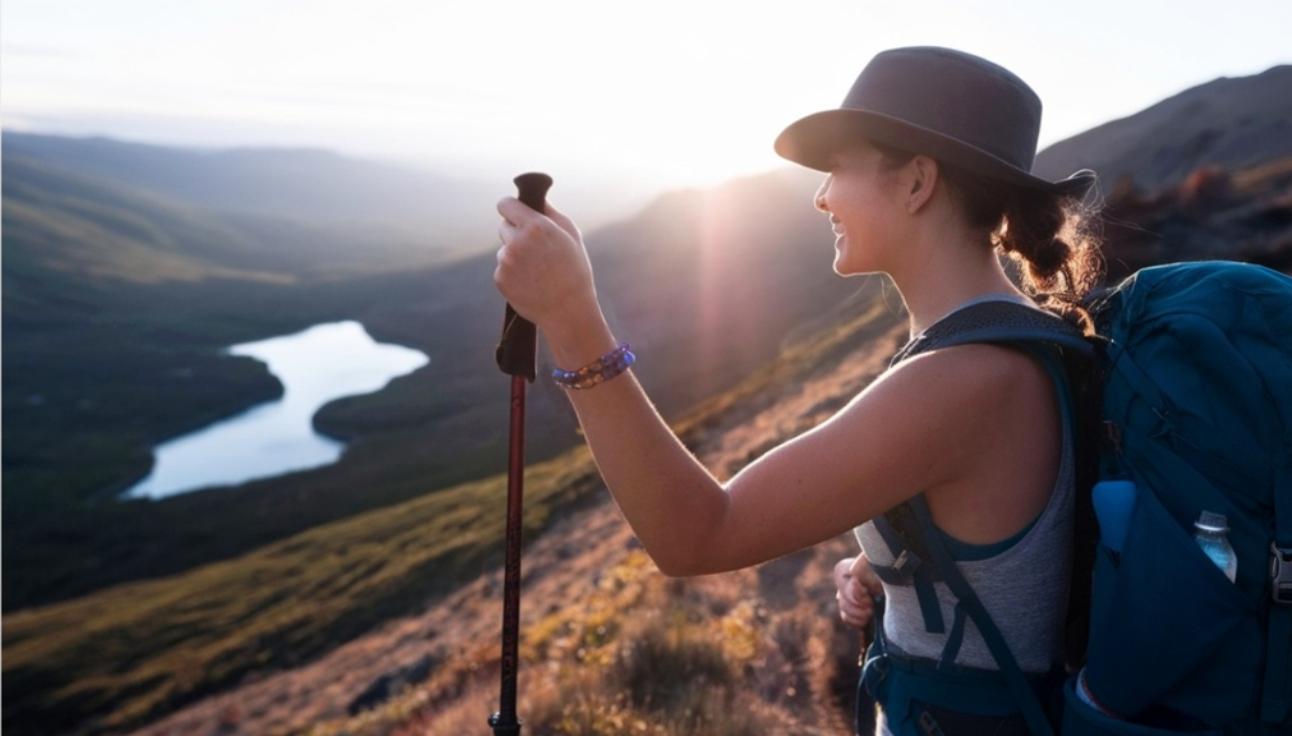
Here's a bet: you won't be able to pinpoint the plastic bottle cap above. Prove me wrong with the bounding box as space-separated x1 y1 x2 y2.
1195 510 1229 534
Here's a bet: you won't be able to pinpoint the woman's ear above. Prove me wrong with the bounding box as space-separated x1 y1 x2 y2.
905 155 939 214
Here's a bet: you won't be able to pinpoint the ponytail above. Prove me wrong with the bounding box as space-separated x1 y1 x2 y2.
871 142 1107 335
993 185 1106 336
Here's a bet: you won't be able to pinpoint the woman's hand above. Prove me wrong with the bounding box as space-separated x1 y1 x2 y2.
833 554 884 630
495 196 599 335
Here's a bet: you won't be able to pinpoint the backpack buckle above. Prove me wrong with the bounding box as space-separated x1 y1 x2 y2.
1272 543 1292 605
892 549 920 578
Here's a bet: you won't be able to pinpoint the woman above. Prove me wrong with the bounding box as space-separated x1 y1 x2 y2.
494 46 1103 735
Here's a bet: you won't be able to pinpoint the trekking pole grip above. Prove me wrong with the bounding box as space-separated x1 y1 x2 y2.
495 172 553 380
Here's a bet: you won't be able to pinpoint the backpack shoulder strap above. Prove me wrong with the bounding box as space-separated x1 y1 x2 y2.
905 493 1058 736
888 300 1095 368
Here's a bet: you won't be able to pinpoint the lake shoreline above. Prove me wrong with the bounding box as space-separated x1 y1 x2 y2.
116 320 429 502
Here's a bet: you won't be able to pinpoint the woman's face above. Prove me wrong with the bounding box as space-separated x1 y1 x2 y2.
814 141 906 275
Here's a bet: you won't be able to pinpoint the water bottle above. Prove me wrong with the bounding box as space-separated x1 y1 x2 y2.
1194 511 1238 583
1092 479 1137 553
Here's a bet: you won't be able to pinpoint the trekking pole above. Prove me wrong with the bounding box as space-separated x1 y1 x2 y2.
488 172 552 736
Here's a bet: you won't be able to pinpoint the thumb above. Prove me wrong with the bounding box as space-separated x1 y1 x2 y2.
850 553 884 598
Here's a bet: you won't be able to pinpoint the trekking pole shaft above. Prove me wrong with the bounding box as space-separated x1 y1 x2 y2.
489 375 527 735
490 172 551 735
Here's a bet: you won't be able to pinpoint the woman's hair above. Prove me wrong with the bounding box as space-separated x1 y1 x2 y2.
870 141 1107 336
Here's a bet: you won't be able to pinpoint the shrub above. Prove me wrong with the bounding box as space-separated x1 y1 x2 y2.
610 612 734 713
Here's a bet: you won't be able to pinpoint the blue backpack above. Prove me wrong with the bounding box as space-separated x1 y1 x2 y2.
859 260 1292 735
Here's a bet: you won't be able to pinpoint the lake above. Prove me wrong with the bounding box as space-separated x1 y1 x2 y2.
119 320 430 500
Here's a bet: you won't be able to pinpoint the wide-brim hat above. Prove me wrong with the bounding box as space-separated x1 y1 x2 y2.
774 46 1096 197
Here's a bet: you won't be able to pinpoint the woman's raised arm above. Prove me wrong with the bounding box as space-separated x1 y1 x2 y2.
545 302 1017 578
494 195 1018 579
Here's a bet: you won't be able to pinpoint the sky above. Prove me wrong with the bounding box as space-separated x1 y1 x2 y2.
3 0 1291 195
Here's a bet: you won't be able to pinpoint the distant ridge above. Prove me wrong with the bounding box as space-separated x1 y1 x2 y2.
1034 64 1292 195
2 131 496 241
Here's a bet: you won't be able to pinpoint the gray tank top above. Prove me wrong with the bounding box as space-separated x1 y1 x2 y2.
852 291 1075 673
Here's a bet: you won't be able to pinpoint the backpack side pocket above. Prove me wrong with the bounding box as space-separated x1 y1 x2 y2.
1082 482 1262 722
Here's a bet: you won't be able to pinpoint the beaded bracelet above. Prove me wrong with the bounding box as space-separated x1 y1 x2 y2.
552 341 636 389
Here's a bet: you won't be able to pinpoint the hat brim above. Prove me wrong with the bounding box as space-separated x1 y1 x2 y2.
774 107 1096 198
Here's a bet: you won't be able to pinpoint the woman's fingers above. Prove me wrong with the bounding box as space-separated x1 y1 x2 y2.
849 553 885 598
838 586 873 615
833 555 878 630
497 221 516 255
836 587 874 628
498 195 577 243
543 200 580 240
497 196 539 226
833 557 876 606
832 553 886 632
833 557 854 592
492 190 600 332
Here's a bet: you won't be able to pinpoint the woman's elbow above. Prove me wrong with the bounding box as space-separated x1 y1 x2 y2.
647 490 730 577
653 552 699 578
657 564 690 579
654 545 734 578
650 542 716 578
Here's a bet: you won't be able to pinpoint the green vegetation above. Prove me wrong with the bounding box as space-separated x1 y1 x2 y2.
2 443 601 734
1 289 898 736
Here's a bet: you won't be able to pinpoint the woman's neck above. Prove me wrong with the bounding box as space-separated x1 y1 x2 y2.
887 236 1027 340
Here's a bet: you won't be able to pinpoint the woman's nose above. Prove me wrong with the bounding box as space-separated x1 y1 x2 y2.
814 177 831 213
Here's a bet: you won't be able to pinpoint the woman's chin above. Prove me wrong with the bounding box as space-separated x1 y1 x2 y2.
833 252 855 276
833 238 853 273
833 248 873 277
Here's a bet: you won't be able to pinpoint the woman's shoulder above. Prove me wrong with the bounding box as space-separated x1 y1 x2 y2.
803 339 1054 494
894 341 1046 396
888 340 1056 454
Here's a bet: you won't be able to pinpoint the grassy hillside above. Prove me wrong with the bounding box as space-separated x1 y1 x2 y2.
1 297 904 736
2 444 601 735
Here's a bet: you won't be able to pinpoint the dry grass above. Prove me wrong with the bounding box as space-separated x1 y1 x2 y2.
379 550 850 736
5 287 905 736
